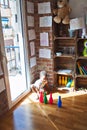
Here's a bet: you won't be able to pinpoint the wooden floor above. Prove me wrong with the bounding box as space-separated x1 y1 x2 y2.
0 90 87 130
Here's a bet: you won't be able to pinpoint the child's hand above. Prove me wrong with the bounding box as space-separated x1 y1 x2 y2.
39 80 48 89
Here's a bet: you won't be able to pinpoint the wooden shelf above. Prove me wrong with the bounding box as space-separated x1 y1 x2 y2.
75 38 87 89
57 86 74 91
76 56 87 60
52 2 87 90
53 21 87 90
54 36 76 40
53 24 76 89
54 54 75 59
75 74 87 78
77 38 87 41
54 69 74 76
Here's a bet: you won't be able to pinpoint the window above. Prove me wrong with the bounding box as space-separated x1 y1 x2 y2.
0 0 9 8
16 34 19 42
1 17 9 28
15 14 17 23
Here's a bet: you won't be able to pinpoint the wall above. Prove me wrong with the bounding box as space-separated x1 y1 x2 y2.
0 90 9 115
0 14 9 116
34 0 54 86
70 0 87 18
25 0 38 84
25 0 54 86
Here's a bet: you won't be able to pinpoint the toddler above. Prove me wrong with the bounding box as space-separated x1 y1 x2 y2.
31 71 49 99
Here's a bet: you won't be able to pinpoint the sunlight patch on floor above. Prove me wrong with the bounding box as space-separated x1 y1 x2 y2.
21 88 87 105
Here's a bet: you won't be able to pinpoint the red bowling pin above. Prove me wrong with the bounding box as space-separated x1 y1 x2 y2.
49 93 53 104
39 92 43 103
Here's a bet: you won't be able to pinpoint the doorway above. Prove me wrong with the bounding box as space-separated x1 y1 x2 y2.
0 0 30 104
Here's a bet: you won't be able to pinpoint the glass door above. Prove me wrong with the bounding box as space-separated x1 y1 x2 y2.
0 0 30 107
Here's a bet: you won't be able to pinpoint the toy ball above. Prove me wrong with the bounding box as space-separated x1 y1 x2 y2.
83 40 87 56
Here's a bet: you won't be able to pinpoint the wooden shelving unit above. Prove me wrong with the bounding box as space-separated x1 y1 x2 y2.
75 38 87 90
53 21 76 90
53 1 87 90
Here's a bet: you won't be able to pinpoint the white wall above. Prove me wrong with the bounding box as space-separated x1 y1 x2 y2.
69 0 87 18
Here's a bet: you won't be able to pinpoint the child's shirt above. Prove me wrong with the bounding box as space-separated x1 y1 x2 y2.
34 79 43 89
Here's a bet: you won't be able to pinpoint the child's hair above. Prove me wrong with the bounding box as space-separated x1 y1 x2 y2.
40 71 47 78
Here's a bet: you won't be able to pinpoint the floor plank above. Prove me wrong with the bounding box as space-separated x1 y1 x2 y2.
0 90 87 130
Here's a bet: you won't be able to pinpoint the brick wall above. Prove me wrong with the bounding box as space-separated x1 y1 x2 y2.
25 0 54 86
34 0 54 86
25 0 38 83
0 17 9 116
27 0 53 86
0 90 9 116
